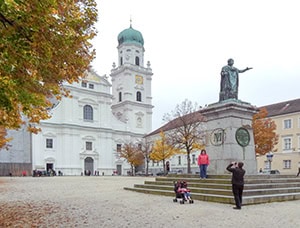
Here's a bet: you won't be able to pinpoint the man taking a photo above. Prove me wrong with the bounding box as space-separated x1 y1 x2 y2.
226 161 246 210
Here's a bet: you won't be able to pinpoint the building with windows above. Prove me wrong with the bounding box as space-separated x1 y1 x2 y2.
0 124 32 176
0 24 153 176
146 99 300 175
256 98 300 174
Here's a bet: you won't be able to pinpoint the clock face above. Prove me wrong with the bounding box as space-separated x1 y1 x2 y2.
235 127 250 147
135 75 143 84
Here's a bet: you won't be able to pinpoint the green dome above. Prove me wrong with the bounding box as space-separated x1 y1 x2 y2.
118 26 144 46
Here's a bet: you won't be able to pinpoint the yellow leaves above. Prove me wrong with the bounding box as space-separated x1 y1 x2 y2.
27 125 41 134
192 143 205 151
0 108 23 128
3 0 18 7
150 131 180 162
0 126 12 149
119 143 144 167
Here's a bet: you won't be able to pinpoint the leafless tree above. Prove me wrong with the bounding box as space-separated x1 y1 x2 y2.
163 99 206 173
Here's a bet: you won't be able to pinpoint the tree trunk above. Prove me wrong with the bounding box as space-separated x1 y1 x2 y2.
163 159 166 174
145 159 149 176
187 151 191 174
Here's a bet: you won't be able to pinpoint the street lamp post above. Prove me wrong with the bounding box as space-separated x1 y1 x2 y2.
266 152 274 171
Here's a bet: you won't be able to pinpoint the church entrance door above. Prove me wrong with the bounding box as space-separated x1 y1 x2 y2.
84 157 94 176
46 163 53 172
116 164 122 175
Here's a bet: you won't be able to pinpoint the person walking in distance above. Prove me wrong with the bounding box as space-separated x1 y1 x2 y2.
226 161 246 210
197 149 210 179
296 163 300 177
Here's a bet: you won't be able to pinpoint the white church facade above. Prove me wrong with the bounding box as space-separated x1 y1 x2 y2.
32 25 153 176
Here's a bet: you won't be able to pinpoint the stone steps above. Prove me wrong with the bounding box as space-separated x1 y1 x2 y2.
123 174 300 205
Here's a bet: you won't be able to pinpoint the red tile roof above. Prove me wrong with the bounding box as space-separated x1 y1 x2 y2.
146 112 206 137
259 98 300 117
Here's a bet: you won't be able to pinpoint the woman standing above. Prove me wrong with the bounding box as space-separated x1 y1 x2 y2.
197 149 210 179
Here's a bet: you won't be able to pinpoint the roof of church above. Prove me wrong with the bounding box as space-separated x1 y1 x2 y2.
117 25 144 46
84 70 111 86
260 98 300 117
85 70 101 82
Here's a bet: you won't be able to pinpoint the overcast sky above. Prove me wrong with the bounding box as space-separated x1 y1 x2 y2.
92 0 300 130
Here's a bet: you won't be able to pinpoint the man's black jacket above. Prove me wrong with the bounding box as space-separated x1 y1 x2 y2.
226 164 246 186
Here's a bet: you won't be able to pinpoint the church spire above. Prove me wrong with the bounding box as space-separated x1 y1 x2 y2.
130 15 132 28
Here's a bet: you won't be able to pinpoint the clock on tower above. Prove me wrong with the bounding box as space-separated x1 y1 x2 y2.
135 75 143 85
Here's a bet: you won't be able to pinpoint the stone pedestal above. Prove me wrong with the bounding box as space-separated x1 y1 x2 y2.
200 100 258 175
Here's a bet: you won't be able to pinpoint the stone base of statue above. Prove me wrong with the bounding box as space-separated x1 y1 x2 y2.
200 99 258 175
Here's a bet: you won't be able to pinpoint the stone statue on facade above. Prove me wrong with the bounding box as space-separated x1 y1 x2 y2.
219 59 252 102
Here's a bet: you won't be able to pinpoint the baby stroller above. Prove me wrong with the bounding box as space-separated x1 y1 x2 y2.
173 180 194 204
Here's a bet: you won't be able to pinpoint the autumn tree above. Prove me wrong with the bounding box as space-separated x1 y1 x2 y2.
150 131 180 175
0 126 11 149
118 143 144 176
0 0 97 148
253 107 278 155
163 99 206 174
136 138 152 176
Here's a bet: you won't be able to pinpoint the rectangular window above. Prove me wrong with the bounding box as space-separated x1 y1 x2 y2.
283 160 291 169
137 144 142 150
81 81 87 87
89 84 94 89
283 137 292 151
284 119 292 129
46 138 53 148
178 156 181 165
119 92 122 102
83 105 93 121
116 144 122 152
86 141 92 150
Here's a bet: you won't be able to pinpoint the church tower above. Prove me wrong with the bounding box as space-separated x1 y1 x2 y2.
110 24 153 133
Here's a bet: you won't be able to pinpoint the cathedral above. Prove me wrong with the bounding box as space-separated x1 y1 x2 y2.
0 25 153 176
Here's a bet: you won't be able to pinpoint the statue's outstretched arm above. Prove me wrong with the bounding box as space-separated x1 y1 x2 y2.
239 67 253 73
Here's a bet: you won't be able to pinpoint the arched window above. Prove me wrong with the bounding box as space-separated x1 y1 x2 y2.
136 91 142 102
120 57 123 65
83 105 93 120
119 92 122 102
135 56 140 66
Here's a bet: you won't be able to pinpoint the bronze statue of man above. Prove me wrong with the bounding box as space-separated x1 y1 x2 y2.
219 59 252 102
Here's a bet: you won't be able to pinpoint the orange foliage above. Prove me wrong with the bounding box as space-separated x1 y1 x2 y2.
118 143 144 175
252 107 278 155
0 126 12 149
